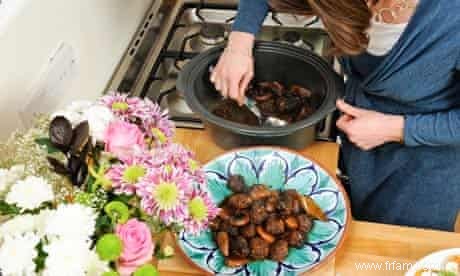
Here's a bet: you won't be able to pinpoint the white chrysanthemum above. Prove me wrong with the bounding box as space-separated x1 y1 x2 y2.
42 239 92 276
45 204 96 241
0 233 40 276
86 250 110 275
0 214 38 238
51 101 93 127
84 104 115 143
5 176 54 210
0 165 25 195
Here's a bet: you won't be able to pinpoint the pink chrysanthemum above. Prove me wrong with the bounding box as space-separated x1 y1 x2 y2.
136 168 192 225
183 188 219 235
151 143 206 185
100 92 144 119
105 154 153 195
139 99 175 146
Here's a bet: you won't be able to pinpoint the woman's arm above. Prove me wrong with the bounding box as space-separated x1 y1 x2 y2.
404 56 460 147
232 0 270 35
404 108 460 147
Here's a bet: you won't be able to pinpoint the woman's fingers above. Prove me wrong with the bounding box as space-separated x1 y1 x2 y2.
336 99 367 117
336 114 353 131
238 71 253 105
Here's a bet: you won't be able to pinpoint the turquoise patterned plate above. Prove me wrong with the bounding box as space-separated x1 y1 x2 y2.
178 147 350 276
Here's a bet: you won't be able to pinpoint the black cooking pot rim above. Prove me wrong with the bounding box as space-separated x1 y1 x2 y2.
178 41 344 137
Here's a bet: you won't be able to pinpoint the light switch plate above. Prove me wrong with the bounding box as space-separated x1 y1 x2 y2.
20 42 78 127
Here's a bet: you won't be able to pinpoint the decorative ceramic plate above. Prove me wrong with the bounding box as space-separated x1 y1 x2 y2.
178 148 350 276
405 248 460 276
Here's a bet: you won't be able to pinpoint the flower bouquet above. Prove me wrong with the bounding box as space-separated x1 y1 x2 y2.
0 93 218 276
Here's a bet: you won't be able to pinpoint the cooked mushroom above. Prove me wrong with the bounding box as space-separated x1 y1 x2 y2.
299 195 327 221
270 240 289 262
228 193 253 209
225 257 249 267
284 216 299 230
249 184 271 201
297 214 313 233
217 232 230 256
278 190 301 216
249 237 270 260
227 175 246 193
276 95 302 113
240 224 256 239
256 226 275 244
218 208 231 220
219 220 239 236
265 216 285 235
230 213 250 227
286 231 304 248
290 85 312 98
209 217 221 232
250 200 269 225
230 236 250 258
265 195 278 213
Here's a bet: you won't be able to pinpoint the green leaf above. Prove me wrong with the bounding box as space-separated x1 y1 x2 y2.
0 200 20 215
111 194 135 206
439 271 456 276
95 214 114 237
34 241 48 272
35 137 60 154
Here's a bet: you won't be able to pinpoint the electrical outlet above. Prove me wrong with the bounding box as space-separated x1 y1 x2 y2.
20 42 78 127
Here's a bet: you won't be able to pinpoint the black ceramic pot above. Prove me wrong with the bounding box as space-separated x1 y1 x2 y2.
177 41 344 149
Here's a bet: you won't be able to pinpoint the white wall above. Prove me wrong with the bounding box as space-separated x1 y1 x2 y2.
0 0 152 139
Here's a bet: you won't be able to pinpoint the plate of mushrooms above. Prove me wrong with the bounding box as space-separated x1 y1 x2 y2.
177 147 350 276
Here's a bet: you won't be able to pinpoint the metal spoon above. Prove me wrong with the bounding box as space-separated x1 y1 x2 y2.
245 98 288 127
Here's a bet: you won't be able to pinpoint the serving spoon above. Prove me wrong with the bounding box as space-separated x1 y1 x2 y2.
245 98 288 127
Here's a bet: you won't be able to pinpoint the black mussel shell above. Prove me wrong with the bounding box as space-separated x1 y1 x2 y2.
47 156 69 175
67 155 88 186
49 116 73 151
70 121 90 155
67 155 82 175
72 162 88 187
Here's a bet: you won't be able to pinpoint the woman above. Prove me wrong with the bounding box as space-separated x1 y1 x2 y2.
210 0 460 231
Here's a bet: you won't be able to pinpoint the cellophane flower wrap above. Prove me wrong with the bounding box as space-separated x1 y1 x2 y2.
0 92 218 276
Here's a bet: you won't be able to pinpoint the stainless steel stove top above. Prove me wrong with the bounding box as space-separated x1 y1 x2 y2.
107 0 332 129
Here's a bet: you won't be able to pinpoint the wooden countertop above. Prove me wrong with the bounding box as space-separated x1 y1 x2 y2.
157 129 460 276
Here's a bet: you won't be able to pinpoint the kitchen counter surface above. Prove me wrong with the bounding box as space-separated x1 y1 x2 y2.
157 129 460 276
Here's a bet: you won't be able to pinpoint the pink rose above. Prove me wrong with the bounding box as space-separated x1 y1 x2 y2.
116 219 155 276
104 120 145 160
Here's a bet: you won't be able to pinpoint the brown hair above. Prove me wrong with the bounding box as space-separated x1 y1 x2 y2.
269 0 373 56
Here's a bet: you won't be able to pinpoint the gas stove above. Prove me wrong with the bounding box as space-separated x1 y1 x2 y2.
107 0 333 129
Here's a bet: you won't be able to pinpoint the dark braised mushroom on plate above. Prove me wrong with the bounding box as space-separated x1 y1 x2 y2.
270 240 289 262
249 237 270 260
210 175 326 266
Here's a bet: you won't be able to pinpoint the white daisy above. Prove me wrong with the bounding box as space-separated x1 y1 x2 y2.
0 165 25 195
42 239 92 276
5 176 54 210
0 214 38 238
0 232 40 276
45 203 96 242
83 104 115 143
85 250 110 275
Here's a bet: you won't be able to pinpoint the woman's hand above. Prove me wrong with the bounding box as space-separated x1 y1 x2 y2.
336 100 405 151
210 32 255 105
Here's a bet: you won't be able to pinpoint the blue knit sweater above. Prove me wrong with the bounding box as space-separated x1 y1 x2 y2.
233 0 460 231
